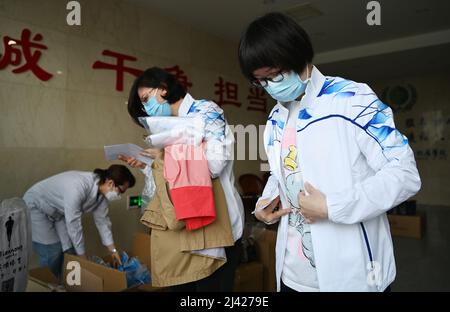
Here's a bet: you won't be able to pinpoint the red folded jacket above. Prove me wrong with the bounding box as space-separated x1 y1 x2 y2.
163 143 216 231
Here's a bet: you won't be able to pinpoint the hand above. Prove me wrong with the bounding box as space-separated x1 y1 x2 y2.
118 154 146 169
111 251 122 268
255 196 292 225
298 182 328 224
141 148 164 160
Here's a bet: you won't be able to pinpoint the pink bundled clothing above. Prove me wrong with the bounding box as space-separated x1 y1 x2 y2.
163 142 216 231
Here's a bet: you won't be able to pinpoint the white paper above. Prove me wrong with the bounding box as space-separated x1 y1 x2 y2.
139 116 205 148
138 116 204 135
104 143 153 165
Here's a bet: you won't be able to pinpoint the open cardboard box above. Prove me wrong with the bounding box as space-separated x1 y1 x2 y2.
30 230 274 292
63 232 164 292
28 267 63 292
29 233 164 292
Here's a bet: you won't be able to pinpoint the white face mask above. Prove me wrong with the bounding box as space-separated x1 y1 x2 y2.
105 190 121 202
105 183 122 202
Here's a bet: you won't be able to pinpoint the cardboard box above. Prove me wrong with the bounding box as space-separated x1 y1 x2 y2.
388 213 425 239
234 261 264 292
61 232 163 292
27 267 62 292
253 229 277 292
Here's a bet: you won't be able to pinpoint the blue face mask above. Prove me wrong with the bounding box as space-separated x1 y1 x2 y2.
263 68 310 102
142 90 172 116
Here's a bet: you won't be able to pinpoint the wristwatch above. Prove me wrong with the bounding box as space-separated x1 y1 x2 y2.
111 248 118 254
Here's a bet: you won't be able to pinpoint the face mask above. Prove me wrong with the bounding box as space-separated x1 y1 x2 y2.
105 184 122 202
142 89 172 116
263 67 310 102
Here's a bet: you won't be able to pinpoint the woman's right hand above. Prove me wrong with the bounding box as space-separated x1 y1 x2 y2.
118 155 146 169
255 196 291 225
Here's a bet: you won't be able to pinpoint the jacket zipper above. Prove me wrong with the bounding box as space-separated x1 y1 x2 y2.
360 222 374 266
360 222 383 290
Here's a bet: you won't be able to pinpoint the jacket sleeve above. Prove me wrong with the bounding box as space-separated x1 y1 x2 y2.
202 102 233 178
327 86 421 225
92 200 114 247
63 185 86 255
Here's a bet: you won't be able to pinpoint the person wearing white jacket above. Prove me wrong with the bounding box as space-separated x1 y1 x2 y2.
119 67 245 291
238 13 421 292
23 165 135 278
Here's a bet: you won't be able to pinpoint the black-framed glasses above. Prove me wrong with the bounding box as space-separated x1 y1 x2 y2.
251 71 285 88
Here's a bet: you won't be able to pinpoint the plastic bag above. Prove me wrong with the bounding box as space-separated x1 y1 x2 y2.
88 255 112 268
141 165 156 213
117 252 151 288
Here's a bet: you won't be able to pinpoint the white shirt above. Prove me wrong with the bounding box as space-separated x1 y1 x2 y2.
280 101 319 292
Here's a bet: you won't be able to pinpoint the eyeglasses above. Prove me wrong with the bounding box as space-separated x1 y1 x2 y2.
140 88 158 105
113 183 126 194
251 71 285 88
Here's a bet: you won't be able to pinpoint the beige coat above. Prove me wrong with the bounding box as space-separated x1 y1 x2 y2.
141 159 235 287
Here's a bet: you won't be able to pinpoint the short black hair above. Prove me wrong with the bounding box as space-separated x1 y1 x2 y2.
238 12 314 81
127 67 187 127
94 165 136 188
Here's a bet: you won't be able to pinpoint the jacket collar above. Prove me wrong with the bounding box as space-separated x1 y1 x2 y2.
308 65 327 99
178 93 195 117
91 174 105 203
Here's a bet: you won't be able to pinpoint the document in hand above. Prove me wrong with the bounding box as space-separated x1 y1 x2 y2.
104 143 153 165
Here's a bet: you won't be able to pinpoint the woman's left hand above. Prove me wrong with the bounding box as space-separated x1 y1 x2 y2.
298 182 329 224
141 148 164 159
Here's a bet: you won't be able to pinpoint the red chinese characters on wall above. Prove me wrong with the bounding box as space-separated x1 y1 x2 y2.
92 50 193 92
214 76 242 108
0 28 53 81
164 65 193 91
92 50 144 91
247 86 268 113
213 78 268 113
0 30 269 113
92 50 270 113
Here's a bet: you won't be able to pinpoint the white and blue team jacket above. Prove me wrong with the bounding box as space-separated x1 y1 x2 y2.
256 66 421 291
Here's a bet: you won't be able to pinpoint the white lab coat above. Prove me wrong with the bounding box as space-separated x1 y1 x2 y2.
140 93 245 242
256 66 421 291
23 171 114 255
